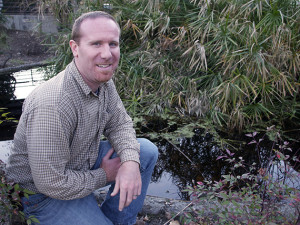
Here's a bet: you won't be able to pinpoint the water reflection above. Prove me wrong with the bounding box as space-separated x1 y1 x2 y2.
151 129 224 200
0 68 46 141
150 128 300 200
0 68 45 102
0 73 18 141
0 73 16 105
12 68 45 99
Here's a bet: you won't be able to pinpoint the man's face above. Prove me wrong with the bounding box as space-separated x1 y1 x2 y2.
70 17 120 90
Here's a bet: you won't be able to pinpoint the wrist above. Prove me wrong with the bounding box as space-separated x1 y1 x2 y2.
121 160 140 167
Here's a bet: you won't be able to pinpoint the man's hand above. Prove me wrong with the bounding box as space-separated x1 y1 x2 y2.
100 149 121 183
111 161 141 211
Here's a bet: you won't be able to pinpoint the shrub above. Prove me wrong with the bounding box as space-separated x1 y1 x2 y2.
0 160 38 224
0 109 38 224
41 0 300 133
182 127 300 224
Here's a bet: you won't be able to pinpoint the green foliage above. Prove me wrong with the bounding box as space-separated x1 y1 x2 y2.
22 0 75 28
39 0 299 132
0 14 8 53
0 160 38 224
0 109 37 224
181 128 300 224
134 113 205 143
112 0 300 133
0 32 7 53
43 31 73 79
0 108 18 125
186 0 299 131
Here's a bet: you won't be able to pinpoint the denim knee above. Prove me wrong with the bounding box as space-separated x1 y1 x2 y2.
138 138 158 170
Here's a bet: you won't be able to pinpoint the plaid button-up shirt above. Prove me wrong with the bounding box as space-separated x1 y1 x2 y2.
6 61 140 200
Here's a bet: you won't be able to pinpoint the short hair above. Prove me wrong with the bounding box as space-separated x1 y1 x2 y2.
71 11 120 44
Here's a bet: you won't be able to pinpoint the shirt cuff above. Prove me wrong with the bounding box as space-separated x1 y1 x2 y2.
120 149 140 165
93 168 107 188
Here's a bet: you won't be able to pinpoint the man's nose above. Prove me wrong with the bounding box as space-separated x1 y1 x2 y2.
100 44 112 59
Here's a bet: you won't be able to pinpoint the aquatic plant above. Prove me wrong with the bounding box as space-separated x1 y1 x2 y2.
0 108 17 125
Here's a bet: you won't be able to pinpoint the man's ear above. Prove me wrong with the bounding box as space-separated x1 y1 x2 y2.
70 40 79 57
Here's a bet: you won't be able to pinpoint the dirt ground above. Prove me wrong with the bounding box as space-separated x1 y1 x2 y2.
0 29 54 68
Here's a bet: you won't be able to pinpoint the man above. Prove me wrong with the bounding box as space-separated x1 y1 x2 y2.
6 11 158 225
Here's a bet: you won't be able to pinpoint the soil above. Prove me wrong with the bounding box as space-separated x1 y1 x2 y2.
0 29 54 68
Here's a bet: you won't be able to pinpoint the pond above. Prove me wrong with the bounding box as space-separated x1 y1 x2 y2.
149 129 300 200
0 67 46 101
0 68 299 201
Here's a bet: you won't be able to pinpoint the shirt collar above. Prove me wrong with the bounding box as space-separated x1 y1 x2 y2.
68 60 91 96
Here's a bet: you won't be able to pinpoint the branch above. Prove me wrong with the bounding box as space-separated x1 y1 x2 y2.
0 62 50 74
163 201 193 225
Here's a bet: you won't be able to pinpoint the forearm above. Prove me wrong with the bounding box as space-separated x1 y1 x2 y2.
27 107 106 200
104 82 140 163
31 165 107 200
28 137 108 200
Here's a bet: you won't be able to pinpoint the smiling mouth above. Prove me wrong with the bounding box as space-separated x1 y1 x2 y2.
97 64 111 68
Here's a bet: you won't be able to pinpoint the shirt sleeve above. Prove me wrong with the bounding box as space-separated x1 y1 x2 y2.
26 106 107 200
103 81 140 164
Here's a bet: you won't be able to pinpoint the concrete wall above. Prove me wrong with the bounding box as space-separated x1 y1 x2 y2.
4 14 58 33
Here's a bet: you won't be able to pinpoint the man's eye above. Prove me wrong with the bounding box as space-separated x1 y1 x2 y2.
110 42 118 47
93 43 101 46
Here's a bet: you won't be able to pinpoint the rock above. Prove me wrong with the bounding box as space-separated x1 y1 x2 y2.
93 189 190 224
135 219 145 225
165 211 172 220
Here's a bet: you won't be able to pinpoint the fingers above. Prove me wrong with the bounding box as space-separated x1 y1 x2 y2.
132 180 141 200
121 180 142 210
103 148 114 160
100 148 121 182
119 188 126 211
119 184 133 211
111 180 140 211
111 177 120 197
110 161 142 211
138 179 142 195
132 193 138 200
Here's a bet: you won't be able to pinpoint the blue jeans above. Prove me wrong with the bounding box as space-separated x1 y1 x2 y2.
21 138 158 225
